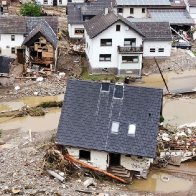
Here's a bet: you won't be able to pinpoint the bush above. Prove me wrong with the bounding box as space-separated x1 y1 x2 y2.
20 3 42 16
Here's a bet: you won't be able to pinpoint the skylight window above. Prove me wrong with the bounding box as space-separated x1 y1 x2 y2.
114 84 124 99
111 121 119 134
101 82 110 92
128 124 136 136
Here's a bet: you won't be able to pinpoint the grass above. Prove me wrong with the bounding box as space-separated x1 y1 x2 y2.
80 66 123 83
192 51 196 56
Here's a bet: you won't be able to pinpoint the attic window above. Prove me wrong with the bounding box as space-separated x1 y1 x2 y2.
111 121 119 134
128 124 136 136
101 82 110 92
114 84 124 99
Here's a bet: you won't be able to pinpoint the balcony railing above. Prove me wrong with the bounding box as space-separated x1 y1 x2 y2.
118 46 143 53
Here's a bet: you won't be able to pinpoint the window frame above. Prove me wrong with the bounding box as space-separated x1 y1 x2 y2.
116 25 121 31
158 48 164 52
117 7 123 13
11 35 15 41
111 121 120 134
130 8 134 14
43 0 48 4
124 38 136 46
100 39 112 46
11 47 15 54
142 8 145 13
79 150 91 161
99 54 111 62
122 56 139 63
74 28 84 35
128 124 136 136
150 48 155 52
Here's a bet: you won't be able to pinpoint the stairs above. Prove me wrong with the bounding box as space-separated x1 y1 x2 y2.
108 166 133 180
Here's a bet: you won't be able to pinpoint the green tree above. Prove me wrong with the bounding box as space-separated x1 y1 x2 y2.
20 2 42 16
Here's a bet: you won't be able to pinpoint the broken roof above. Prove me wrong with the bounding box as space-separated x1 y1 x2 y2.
0 16 26 34
84 11 145 38
148 9 194 25
67 0 111 24
0 56 14 74
23 20 58 48
114 0 171 6
56 80 163 158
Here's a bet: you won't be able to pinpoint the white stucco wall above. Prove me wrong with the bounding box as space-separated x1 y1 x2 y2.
190 7 196 23
143 41 171 57
68 24 84 39
66 147 108 170
85 21 143 71
121 155 153 172
35 0 67 6
114 7 147 18
0 34 25 57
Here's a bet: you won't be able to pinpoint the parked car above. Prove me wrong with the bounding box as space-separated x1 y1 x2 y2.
172 40 192 50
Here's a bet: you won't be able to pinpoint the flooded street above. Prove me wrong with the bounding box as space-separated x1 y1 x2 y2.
129 170 194 193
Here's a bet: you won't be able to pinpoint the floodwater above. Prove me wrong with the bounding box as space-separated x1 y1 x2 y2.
163 97 196 126
0 94 64 112
0 108 61 132
129 171 193 193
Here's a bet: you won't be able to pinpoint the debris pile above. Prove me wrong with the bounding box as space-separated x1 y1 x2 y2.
156 123 196 167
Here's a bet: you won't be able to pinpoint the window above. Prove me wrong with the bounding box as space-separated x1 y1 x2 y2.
99 54 111 61
0 47 1 54
124 38 136 46
79 150 90 160
150 48 155 52
128 124 136 136
74 29 84 35
11 47 15 54
142 8 145 13
43 0 48 4
11 35 15 41
130 8 134 14
59 0 62 4
111 121 119 134
158 48 164 52
101 82 110 91
116 25 121 31
117 7 123 13
100 39 112 46
122 56 139 63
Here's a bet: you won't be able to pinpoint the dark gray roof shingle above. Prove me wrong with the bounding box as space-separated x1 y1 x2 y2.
84 12 145 38
56 80 163 158
0 16 26 34
0 56 14 74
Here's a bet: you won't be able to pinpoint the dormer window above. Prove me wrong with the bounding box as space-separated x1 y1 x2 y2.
111 121 119 134
128 124 136 136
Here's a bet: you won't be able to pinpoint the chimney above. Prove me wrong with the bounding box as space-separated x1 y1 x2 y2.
104 7 109 15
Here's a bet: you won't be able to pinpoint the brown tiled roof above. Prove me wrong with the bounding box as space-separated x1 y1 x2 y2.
0 16 26 34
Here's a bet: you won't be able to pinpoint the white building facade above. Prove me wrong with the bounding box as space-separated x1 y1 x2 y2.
0 34 25 57
35 0 67 6
85 21 144 76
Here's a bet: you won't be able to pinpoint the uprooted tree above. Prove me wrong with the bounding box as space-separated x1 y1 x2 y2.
20 2 42 16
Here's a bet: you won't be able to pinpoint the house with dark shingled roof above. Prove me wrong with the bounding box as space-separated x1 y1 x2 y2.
56 79 163 178
84 9 172 76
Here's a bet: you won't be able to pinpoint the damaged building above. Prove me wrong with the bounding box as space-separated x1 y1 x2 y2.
0 16 58 70
56 80 163 178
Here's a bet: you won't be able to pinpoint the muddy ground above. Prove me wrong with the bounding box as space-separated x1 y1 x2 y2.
0 128 195 196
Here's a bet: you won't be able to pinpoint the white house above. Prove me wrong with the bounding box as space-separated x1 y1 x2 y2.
0 17 26 58
35 0 67 6
67 0 111 38
56 79 163 179
84 11 172 76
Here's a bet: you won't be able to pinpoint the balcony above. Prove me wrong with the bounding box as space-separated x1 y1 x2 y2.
117 46 143 54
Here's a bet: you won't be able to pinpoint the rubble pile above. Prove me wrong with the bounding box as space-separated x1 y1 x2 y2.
143 49 196 74
156 124 196 167
0 130 128 195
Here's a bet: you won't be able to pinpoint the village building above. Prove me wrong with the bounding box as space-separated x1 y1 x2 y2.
56 79 163 178
35 0 67 6
184 0 196 23
67 0 111 38
84 10 172 76
0 16 58 70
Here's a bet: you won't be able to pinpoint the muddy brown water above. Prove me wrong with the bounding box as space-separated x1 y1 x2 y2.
129 170 194 193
